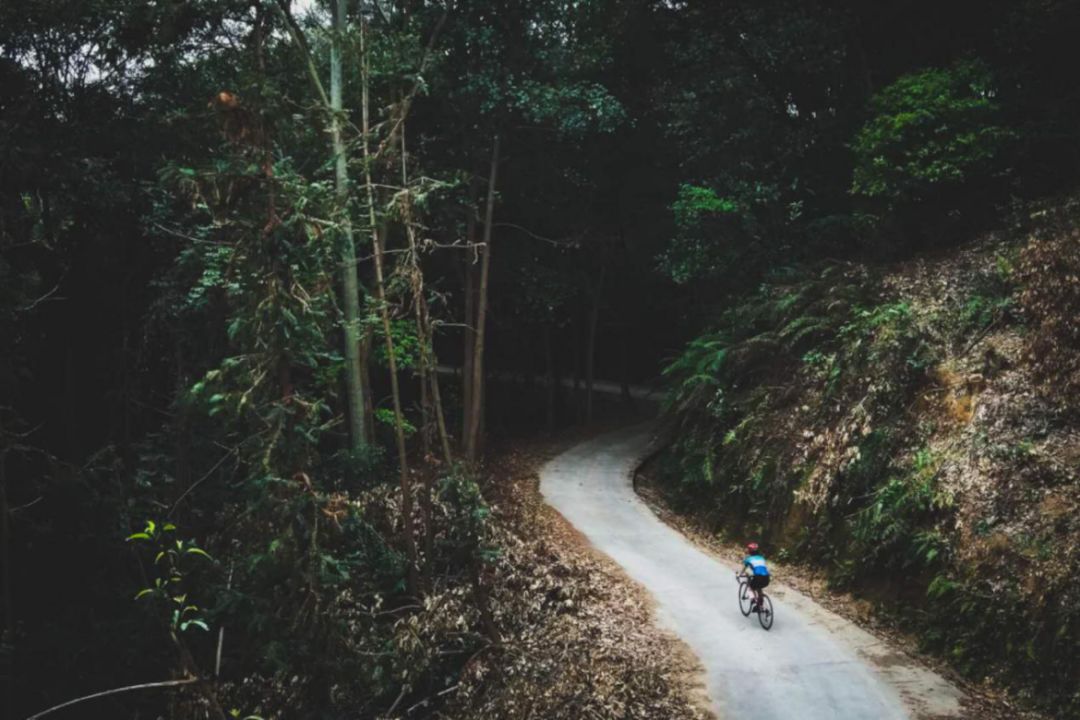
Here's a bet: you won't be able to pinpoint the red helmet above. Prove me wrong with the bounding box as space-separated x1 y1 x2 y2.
746 542 759 554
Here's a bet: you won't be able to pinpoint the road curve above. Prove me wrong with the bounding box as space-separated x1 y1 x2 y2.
540 422 965 720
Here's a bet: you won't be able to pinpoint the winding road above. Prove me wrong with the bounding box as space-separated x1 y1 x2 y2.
540 423 966 720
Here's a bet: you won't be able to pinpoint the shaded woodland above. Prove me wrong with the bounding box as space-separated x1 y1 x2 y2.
3 1 1080 717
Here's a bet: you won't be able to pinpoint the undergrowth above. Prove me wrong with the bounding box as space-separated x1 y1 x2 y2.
658 233 1080 716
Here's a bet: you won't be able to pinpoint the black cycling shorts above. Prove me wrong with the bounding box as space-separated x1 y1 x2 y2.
749 575 770 590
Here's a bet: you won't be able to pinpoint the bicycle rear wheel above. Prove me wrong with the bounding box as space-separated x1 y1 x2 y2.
738 580 753 616
757 593 774 630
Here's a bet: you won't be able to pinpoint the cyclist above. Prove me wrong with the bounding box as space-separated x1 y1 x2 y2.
741 542 770 612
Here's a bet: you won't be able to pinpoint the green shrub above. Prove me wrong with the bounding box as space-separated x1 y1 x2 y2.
839 300 937 373
851 60 1014 208
850 448 954 573
671 183 739 229
660 182 780 284
662 331 729 415
959 292 1014 334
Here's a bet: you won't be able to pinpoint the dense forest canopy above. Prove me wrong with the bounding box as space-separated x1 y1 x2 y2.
3 0 1080 718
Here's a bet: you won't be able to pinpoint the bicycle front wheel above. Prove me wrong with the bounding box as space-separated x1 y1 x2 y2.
758 593 774 630
738 580 753 616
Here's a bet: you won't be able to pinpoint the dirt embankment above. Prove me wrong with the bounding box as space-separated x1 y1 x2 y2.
653 223 1080 718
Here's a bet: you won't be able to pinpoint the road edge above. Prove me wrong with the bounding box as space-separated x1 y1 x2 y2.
629 431 1039 720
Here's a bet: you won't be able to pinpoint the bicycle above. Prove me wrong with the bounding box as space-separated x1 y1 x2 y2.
736 573 774 630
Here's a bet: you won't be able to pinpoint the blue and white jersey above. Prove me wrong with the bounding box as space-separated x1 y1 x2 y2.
744 554 770 577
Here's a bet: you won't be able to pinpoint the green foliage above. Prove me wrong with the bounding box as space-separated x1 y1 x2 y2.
8 0 1080 716
655 0 860 285
438 470 498 563
840 300 937 373
656 261 1068 700
842 301 912 334
671 184 739 230
515 79 626 136
127 520 215 634
372 318 421 370
375 407 416 436
851 60 1014 206
662 331 729 416
840 429 896 498
659 181 783 284
958 292 1014 334
660 184 746 284
850 448 954 572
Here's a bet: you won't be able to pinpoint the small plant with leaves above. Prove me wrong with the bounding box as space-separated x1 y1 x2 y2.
850 448 955 572
127 519 214 635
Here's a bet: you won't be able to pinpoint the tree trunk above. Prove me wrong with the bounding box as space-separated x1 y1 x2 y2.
461 208 477 449
544 324 556 433
572 313 583 423
419 360 432 455
465 136 500 462
359 328 375 445
0 417 11 720
403 154 432 589
361 15 418 595
399 126 452 587
400 126 433 461
585 264 606 424
412 274 453 466
260 8 292 406
330 0 368 452
478 358 486 453
414 294 439 587
426 325 454 465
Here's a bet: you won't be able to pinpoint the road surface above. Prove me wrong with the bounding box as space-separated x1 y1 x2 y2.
540 423 965 720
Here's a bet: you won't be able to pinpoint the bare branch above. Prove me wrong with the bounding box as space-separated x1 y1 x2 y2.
26 677 201 720
385 683 409 717
168 447 239 517
372 9 449 162
272 0 333 109
152 222 231 246
493 222 582 248
19 282 63 313
10 496 43 513
406 683 460 714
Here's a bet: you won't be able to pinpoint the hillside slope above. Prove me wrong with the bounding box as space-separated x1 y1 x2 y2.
656 204 1080 716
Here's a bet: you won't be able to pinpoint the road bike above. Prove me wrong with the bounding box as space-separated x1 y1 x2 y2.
737 573 774 630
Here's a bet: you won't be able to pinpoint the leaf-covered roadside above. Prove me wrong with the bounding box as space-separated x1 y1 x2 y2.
436 441 709 720
144 439 708 720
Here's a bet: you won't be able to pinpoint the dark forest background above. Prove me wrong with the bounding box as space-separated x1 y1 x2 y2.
3 1 1080 718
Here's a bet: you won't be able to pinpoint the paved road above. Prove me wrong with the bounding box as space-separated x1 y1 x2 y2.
540 423 965 720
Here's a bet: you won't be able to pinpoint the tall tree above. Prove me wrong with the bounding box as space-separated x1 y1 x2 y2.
274 0 370 451
359 9 419 593
330 0 369 452
464 135 499 461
